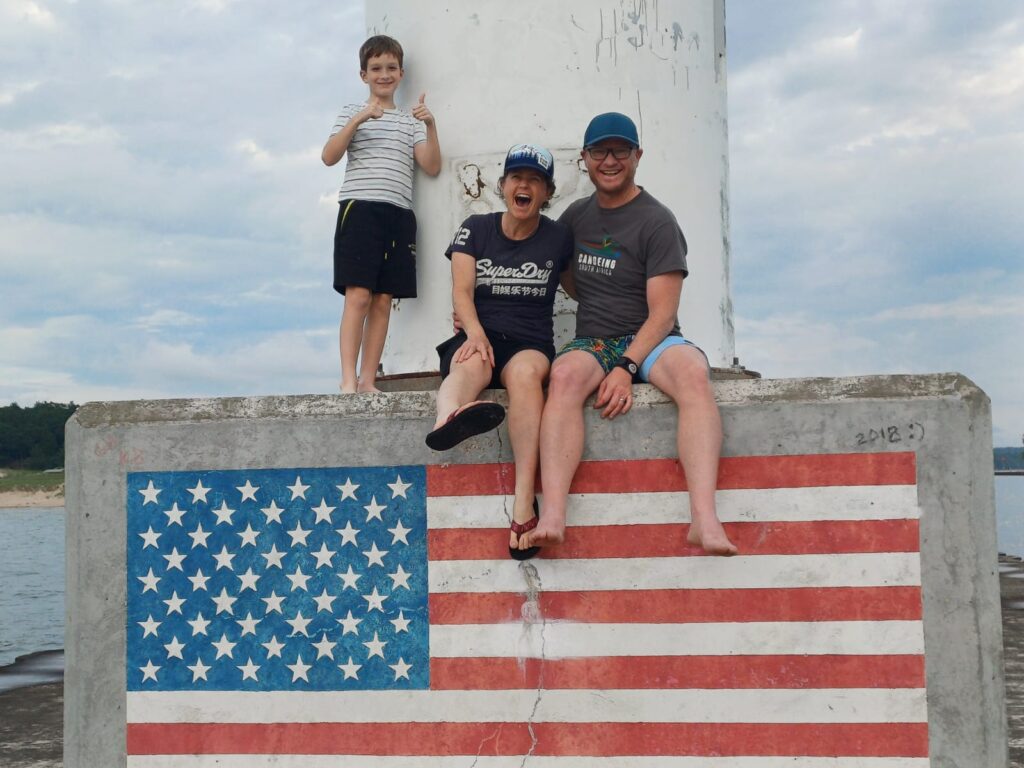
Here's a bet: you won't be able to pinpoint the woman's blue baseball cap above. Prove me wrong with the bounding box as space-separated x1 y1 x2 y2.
583 112 640 148
503 143 555 180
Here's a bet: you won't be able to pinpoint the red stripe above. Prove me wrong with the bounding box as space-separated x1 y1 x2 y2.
127 721 929 757
429 519 920 560
426 452 917 496
430 654 926 689
430 586 923 624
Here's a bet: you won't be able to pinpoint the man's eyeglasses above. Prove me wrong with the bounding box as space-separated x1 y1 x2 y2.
585 146 634 161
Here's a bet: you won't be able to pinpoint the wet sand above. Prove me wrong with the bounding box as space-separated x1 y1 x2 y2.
0 681 62 768
4 558 1023 767
1003 554 1024 766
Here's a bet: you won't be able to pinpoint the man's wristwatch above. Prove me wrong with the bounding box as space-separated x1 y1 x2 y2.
615 356 639 376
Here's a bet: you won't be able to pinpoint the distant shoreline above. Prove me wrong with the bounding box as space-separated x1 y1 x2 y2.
0 649 63 694
0 489 64 509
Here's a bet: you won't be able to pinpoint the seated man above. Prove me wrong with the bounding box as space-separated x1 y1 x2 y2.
519 112 737 557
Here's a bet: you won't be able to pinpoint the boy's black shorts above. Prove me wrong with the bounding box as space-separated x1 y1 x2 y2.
333 199 417 298
437 331 555 390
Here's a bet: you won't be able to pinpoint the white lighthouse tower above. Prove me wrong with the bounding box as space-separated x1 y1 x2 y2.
368 0 734 375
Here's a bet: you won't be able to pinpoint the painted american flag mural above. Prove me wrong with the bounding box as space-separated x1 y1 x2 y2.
125 452 929 766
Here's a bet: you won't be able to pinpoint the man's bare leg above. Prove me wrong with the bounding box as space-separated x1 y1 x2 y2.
357 293 393 393
648 345 736 555
525 351 604 548
500 351 549 550
339 287 372 394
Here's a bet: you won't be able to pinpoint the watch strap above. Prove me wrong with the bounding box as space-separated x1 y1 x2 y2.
616 356 639 375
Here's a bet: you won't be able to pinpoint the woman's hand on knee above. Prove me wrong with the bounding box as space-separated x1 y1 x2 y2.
454 333 495 367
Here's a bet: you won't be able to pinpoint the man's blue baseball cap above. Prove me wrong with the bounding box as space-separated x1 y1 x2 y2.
503 143 555 180
583 112 640 148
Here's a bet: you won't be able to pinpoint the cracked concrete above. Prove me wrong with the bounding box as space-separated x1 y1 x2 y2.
519 561 545 766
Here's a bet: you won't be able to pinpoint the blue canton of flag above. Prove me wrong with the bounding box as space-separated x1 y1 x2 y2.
126 466 428 691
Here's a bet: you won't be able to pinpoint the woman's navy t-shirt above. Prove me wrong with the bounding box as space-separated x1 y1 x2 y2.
445 212 573 347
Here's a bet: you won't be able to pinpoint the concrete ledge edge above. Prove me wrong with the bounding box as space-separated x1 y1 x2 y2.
68 372 982 428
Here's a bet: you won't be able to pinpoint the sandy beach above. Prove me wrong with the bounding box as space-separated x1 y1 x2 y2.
0 490 64 509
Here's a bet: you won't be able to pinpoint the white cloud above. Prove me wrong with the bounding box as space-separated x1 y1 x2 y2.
811 27 863 56
958 44 1024 100
1 121 120 149
187 0 239 14
133 310 205 332
871 296 1024 322
0 0 56 27
0 314 339 405
0 79 40 106
728 2 1024 449
735 313 877 379
234 138 321 170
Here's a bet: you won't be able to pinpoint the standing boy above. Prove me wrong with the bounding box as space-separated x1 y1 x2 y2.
322 35 441 393
523 112 737 556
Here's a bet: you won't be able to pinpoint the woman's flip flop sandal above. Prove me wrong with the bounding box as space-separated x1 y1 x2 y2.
509 498 541 561
425 401 506 451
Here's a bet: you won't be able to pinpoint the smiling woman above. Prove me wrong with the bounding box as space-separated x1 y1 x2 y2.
426 143 575 560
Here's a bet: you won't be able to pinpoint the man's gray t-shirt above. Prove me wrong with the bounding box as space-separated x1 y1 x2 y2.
558 189 688 338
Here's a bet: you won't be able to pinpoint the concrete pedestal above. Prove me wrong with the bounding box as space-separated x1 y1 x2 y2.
65 373 1006 766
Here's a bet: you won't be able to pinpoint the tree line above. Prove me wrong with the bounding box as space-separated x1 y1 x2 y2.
0 402 78 470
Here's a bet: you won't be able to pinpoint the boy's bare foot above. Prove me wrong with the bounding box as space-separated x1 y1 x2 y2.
339 382 358 395
357 383 382 394
687 518 738 556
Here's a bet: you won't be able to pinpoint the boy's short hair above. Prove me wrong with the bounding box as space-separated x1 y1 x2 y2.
359 35 404 71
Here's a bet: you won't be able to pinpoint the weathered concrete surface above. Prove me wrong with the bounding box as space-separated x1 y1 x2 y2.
368 0 737 372
64 373 1007 766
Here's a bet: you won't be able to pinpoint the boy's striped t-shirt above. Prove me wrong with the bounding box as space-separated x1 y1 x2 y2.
331 104 427 210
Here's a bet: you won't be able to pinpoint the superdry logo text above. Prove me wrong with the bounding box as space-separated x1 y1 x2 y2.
475 259 552 286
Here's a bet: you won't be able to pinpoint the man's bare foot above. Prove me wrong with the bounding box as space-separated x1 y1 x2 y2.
687 518 738 556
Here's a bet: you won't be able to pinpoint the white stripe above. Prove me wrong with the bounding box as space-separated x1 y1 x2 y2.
127 687 926 724
427 485 920 529
129 756 932 767
430 552 922 593
430 620 925 657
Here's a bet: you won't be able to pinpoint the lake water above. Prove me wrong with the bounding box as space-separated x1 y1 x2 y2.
0 478 1022 679
996 474 1024 559
0 507 64 671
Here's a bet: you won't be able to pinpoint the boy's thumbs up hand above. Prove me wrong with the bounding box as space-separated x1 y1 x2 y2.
412 92 434 126
361 97 384 121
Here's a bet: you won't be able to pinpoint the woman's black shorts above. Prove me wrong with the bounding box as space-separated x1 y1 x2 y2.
333 199 417 298
437 331 555 390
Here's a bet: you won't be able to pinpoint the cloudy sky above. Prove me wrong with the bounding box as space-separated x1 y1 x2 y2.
1 0 1021 445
